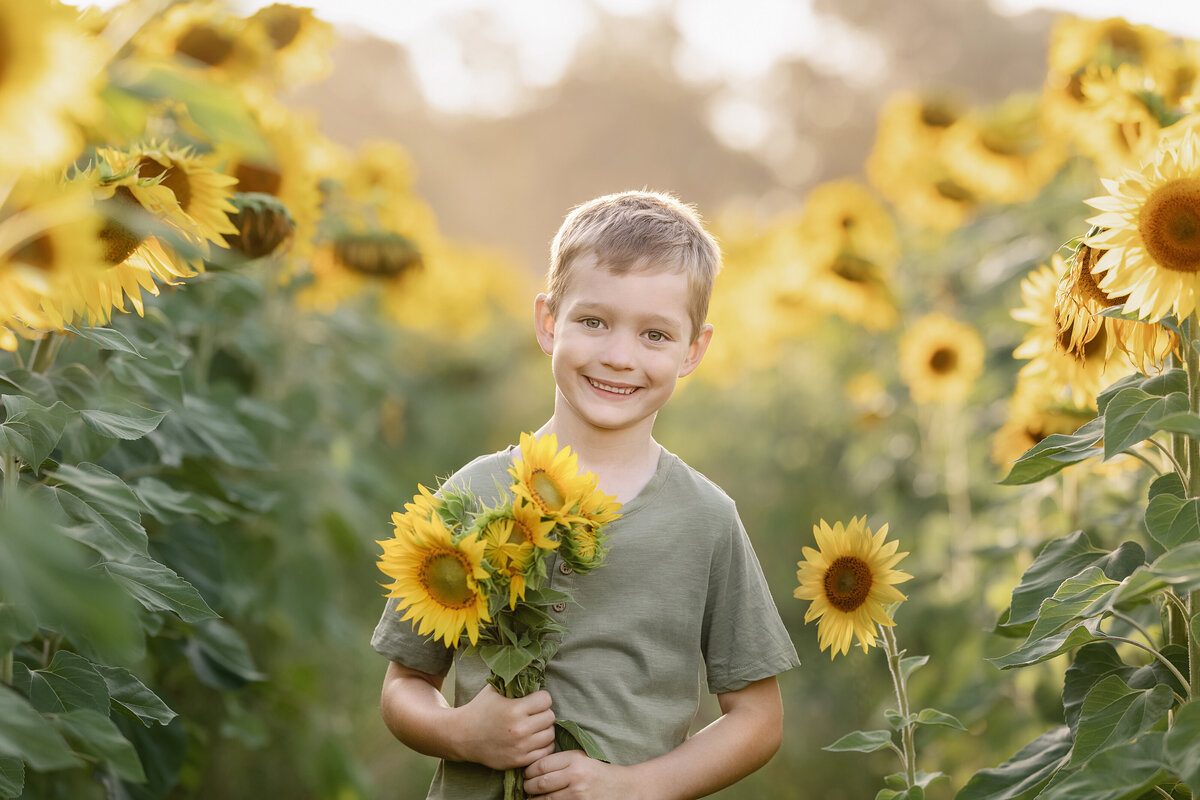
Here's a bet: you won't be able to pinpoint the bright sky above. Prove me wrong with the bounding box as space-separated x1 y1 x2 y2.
88 0 1200 119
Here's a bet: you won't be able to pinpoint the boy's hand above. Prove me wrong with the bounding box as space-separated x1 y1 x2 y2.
452 684 557 770
523 751 640 799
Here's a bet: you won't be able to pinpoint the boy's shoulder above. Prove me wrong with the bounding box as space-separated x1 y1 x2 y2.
649 447 739 520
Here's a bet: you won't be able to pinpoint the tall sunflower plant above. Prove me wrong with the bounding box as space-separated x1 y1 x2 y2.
375 432 621 800
794 517 963 800
960 128 1200 799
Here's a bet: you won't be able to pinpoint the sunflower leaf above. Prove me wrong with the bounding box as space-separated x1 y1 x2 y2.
1039 732 1167 800
22 651 109 716
79 405 167 442
0 756 23 799
101 553 218 623
1112 542 1200 606
1070 676 1173 767
1103 389 1188 459
990 620 1105 669
554 719 608 762
1152 411 1200 439
0 395 73 474
1164 701 1200 793
1024 567 1120 644
823 729 894 753
66 326 144 358
914 708 967 731
479 644 536 686
900 655 929 681
956 726 1072 800
999 418 1103 486
51 708 145 783
1145 492 1200 549
93 664 177 727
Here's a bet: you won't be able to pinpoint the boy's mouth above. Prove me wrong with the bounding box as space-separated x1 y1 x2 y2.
587 377 638 396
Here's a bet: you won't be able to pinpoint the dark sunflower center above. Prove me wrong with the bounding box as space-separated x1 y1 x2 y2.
235 161 284 196
333 233 422 277
138 157 192 211
98 185 149 265
1138 177 1200 273
929 346 958 374
13 234 55 271
260 8 302 49
823 556 873 612
1101 24 1146 65
421 551 474 609
920 102 958 129
831 253 876 284
934 179 974 204
1073 244 1128 307
530 469 565 513
175 24 235 67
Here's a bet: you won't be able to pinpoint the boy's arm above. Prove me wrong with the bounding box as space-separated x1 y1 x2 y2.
380 660 558 770
522 675 784 800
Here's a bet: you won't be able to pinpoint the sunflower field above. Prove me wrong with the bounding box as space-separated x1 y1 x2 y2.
2 1 1200 799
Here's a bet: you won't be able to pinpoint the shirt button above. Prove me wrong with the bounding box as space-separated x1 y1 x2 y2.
552 602 567 612
558 562 574 575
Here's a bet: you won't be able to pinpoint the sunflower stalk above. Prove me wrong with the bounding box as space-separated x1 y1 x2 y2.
881 624 918 789
1186 315 1200 718
29 331 65 374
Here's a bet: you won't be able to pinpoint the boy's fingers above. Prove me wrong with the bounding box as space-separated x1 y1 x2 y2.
523 689 553 712
528 708 556 732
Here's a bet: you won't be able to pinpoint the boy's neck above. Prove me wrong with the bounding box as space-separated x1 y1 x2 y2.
534 414 661 504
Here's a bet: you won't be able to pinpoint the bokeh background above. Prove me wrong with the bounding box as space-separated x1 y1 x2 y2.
2 0 1199 797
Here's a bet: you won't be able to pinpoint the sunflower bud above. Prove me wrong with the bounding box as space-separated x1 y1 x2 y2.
333 231 422 278
214 192 295 264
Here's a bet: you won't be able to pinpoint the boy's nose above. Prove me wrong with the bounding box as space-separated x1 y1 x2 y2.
599 333 636 370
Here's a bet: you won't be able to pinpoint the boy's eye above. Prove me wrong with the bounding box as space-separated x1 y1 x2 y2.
646 330 666 342
582 318 602 329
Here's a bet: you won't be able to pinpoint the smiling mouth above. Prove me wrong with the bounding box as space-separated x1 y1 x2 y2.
587 377 638 395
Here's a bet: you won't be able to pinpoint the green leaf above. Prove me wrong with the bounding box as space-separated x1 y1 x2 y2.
901 655 929 682
0 756 23 799
1071 675 1174 766
1152 411 1200 438
554 719 608 761
1024 567 1119 645
1149 472 1186 501
0 600 37 656
1000 418 1103 485
93 664 177 727
0 395 72 473
52 708 145 782
108 352 184 406
0 686 82 770
66 326 143 357
181 619 265 689
914 708 967 731
101 553 218 623
990 620 1105 670
79 405 168 441
1061 643 1174 734
24 651 110 716
823 729 894 753
956 726 1072 800
132 477 231 524
885 709 915 731
1145 492 1200 548
1113 542 1200 606
479 644 536 686
1040 732 1166 799
1165 701 1200 791
1005 532 1143 628
1103 389 1188 459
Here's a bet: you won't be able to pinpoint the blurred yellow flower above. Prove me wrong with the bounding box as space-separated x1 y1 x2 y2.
133 1 269 81
794 517 912 659
248 3 334 87
797 180 899 270
0 0 103 172
898 314 984 405
991 375 1095 466
377 512 490 648
1084 128 1200 322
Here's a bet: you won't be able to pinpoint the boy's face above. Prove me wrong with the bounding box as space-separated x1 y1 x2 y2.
535 254 712 437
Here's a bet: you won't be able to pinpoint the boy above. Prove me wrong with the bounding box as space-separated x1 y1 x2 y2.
373 190 799 799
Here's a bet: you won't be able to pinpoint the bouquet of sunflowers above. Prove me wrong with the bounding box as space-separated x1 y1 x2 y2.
376 432 621 799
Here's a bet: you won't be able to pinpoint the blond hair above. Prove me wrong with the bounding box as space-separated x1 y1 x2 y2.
546 190 721 341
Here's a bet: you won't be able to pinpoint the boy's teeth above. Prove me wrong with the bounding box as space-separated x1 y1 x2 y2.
589 378 635 395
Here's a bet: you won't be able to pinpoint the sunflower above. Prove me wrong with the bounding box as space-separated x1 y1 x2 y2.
991 375 1096 466
1054 243 1176 372
943 94 1066 204
897 314 984 405
509 432 595 524
479 500 557 608
796 180 899 271
0 174 107 333
803 243 899 331
1084 129 1200 322
794 517 912 659
248 4 334 87
132 1 269 82
377 512 490 648
1014 261 1134 407
0 0 102 173
560 481 620 573
1047 16 1168 78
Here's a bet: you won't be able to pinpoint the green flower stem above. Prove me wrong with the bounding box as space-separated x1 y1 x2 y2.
29 331 64 374
1141 439 1187 485
1187 314 1200 498
881 624 917 788
1103 635 1191 701
0 454 13 686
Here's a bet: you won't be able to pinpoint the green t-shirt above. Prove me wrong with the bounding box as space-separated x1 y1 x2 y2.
371 445 800 800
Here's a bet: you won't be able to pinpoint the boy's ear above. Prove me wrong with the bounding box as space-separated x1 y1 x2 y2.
534 293 556 355
678 323 713 379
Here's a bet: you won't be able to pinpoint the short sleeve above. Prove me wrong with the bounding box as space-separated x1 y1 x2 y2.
700 508 800 694
371 596 455 676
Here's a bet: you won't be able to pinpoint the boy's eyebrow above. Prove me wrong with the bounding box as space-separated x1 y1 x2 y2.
570 301 685 330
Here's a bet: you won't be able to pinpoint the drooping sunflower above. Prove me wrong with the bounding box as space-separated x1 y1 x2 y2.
509 432 595 524
1084 129 1200 322
377 512 490 648
1054 243 1176 372
794 517 912 659
560 481 620 574
1013 261 1133 407
248 3 334 87
897 314 985 405
0 0 102 173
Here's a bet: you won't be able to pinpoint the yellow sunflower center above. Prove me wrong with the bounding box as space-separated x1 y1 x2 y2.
138 157 192 212
175 24 235 67
420 551 475 610
1138 177 1200 274
530 469 565 513
823 556 874 612
929 346 958 374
